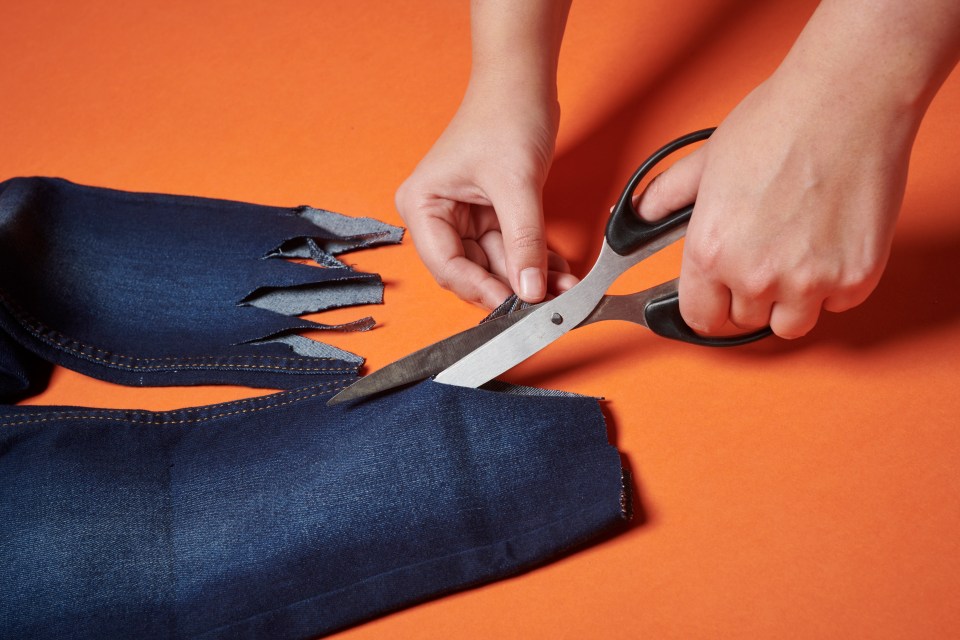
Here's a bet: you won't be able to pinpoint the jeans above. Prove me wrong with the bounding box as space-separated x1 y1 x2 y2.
0 178 630 639
0 177 403 400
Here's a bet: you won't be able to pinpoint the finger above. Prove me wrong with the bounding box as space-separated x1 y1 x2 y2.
547 250 577 295
437 255 515 309
403 202 512 308
477 228 508 279
486 182 548 303
822 277 879 314
769 299 824 339
635 147 707 222
728 290 774 330
462 238 490 271
478 240 577 296
549 270 579 295
678 265 731 334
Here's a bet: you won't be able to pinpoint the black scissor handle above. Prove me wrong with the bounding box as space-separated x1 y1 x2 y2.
605 128 715 256
644 289 772 346
607 128 773 346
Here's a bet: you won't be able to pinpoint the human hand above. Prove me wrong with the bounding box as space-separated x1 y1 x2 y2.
636 72 916 339
633 0 960 341
395 87 577 310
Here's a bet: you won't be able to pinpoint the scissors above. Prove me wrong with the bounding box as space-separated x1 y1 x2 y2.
328 128 771 405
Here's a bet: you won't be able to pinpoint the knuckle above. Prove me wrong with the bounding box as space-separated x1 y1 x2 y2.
509 225 547 253
787 259 880 303
723 262 773 299
508 156 548 184
394 181 412 211
467 291 486 307
503 169 537 191
784 267 829 298
729 306 767 330
838 262 879 292
737 272 774 299
494 164 542 193
477 275 507 309
394 183 422 224
686 238 722 273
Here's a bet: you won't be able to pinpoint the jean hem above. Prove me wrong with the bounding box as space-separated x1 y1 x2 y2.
195 499 628 639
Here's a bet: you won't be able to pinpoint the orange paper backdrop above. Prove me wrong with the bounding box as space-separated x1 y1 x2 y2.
3 2 959 638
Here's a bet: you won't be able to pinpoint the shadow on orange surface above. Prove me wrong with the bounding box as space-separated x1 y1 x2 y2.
746 225 960 355
600 401 653 531
545 0 773 274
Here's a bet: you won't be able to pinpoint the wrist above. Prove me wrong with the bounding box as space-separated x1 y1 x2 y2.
463 70 560 129
769 57 924 149
458 59 561 144
775 0 960 133
466 0 569 126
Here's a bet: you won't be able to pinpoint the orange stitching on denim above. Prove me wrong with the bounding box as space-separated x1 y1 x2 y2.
0 294 357 373
0 380 353 428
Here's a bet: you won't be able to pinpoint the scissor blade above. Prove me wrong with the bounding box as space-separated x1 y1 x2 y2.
326 305 539 405
433 240 650 388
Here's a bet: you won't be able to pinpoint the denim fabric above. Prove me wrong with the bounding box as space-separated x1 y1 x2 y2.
0 177 403 400
0 178 630 638
0 379 628 639
0 326 51 400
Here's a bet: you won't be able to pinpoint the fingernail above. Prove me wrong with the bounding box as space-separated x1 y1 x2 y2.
519 268 545 301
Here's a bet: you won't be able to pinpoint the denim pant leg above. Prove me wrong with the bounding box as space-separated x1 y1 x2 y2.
0 177 404 399
0 380 629 639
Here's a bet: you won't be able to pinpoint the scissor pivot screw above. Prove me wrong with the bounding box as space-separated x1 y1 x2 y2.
551 313 563 325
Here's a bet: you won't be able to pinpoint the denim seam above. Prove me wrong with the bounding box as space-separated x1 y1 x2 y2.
0 381 352 427
0 294 355 373
196 499 621 638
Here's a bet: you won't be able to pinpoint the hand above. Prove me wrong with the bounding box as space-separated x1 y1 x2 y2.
637 71 916 339
395 87 577 310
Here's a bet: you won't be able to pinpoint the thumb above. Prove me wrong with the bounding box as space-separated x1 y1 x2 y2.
635 146 707 221
488 181 548 303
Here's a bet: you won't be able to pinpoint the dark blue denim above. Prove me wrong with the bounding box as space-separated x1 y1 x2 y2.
0 177 403 401
0 178 630 638
0 380 627 639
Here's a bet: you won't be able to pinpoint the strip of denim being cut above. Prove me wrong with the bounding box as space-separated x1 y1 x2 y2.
0 177 405 399
0 178 631 639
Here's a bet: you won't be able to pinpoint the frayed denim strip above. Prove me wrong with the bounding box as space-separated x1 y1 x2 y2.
0 177 404 398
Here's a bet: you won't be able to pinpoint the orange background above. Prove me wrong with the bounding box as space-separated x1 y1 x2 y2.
3 1 960 638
